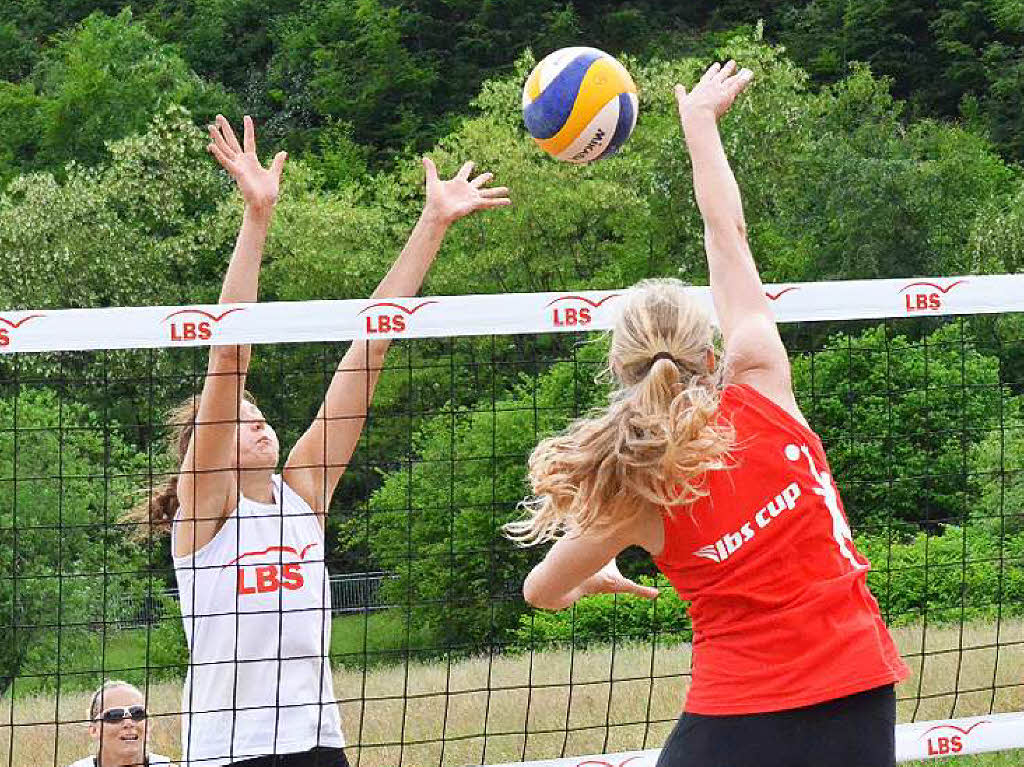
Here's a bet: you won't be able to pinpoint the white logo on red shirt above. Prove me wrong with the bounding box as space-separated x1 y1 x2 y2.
785 443 866 571
693 481 802 563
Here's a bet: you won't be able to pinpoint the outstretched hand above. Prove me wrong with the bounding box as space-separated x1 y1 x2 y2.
674 60 754 124
579 559 660 600
208 115 287 213
422 157 511 226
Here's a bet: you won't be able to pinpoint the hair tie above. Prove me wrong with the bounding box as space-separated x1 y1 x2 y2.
650 351 677 366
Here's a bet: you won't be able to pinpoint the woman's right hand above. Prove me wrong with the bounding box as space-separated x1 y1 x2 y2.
208 114 287 214
674 60 753 125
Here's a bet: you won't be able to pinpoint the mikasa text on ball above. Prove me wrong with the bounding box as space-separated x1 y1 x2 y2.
522 47 638 163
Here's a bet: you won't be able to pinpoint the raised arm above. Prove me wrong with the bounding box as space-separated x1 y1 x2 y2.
283 158 510 517
174 115 286 557
676 62 800 417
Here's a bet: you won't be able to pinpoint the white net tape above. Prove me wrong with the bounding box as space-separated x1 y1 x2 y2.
1 275 1021 353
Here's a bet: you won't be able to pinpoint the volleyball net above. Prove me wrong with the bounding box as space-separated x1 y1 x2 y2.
1 274 1023 766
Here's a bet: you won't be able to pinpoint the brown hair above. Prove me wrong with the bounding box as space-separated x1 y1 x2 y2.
506 278 735 545
123 391 256 537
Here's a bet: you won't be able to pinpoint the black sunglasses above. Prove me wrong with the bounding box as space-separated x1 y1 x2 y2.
97 705 147 723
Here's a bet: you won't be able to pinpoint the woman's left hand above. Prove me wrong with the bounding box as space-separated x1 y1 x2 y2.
674 60 754 125
422 157 511 225
579 559 660 600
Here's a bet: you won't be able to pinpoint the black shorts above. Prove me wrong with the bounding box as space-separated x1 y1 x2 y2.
656 684 896 767
227 747 349 767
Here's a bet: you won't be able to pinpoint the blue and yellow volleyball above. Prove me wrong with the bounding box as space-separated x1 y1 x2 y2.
522 47 638 164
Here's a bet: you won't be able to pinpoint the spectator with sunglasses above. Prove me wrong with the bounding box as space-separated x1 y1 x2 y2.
67 681 172 767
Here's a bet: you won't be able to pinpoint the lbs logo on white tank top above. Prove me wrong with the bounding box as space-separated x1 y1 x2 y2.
228 542 320 595
173 476 344 767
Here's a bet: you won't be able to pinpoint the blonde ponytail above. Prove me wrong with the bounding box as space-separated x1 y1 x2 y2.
507 279 734 545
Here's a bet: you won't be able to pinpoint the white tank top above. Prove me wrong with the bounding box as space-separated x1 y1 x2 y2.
172 475 344 767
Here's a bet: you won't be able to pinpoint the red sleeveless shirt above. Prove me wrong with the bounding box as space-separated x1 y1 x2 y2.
654 384 908 715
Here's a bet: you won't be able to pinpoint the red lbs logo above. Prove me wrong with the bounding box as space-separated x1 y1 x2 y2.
921 721 989 756
0 314 44 347
227 543 319 596
164 308 245 342
765 287 799 301
547 295 619 329
900 280 967 313
574 758 642 767
359 300 437 335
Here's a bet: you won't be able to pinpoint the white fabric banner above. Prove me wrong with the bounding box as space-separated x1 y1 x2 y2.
478 712 1024 766
0 274 1021 354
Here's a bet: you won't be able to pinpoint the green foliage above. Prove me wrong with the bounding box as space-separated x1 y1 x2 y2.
362 339 610 646
141 0 291 89
772 0 1024 162
329 609 437 667
3 9 235 173
0 388 154 692
269 0 438 152
0 105 228 310
791 322 1005 532
0 81 43 185
859 523 1024 626
262 0 692 157
971 397 1024 536
512 577 691 649
3 1 1024 166
969 172 1024 275
512 523 1024 652
15 593 187 697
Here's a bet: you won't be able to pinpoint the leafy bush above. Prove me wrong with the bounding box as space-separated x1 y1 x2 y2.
970 395 1024 536
511 524 1024 652
361 338 611 648
15 593 186 697
0 388 154 692
511 577 691 650
791 322 1005 533
26 9 233 171
859 524 1024 626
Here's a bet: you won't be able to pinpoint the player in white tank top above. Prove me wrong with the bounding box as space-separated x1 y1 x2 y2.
137 116 509 767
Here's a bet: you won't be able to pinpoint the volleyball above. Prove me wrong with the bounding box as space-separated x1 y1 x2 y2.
522 46 638 164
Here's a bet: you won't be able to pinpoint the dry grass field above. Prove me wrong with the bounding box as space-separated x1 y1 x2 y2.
3 619 1022 766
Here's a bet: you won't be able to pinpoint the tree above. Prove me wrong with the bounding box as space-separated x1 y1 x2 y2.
0 389 152 694
0 106 229 312
790 322 1005 534
971 394 1024 536
0 81 43 185
27 9 235 170
362 340 610 646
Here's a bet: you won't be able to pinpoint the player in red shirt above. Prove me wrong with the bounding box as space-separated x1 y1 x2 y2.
509 62 909 767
